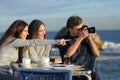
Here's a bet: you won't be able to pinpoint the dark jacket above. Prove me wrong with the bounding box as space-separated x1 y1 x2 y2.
55 33 95 70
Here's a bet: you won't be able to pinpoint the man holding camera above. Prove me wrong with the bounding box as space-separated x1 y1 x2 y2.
56 16 100 80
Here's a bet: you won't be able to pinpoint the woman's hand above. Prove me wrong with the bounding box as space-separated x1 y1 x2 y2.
58 39 70 46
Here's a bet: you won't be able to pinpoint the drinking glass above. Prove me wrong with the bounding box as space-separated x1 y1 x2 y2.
64 55 71 65
50 48 60 63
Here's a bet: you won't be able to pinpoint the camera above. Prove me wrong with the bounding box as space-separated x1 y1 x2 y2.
88 27 95 33
79 25 96 33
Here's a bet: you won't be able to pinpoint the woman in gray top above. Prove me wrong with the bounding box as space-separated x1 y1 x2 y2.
23 19 51 62
0 20 67 75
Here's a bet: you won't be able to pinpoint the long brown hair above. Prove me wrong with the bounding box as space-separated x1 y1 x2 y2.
23 19 46 53
23 19 47 54
0 20 28 63
27 19 46 39
0 20 28 46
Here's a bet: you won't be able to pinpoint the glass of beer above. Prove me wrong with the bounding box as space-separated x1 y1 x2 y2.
64 55 71 65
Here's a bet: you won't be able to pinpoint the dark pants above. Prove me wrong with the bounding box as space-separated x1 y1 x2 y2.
73 71 100 80
0 73 18 80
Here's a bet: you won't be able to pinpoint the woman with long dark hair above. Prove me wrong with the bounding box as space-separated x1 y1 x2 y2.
23 19 51 62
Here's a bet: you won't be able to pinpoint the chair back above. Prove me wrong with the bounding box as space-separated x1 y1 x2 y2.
18 68 72 80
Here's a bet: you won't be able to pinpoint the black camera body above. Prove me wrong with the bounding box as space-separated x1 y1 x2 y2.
80 25 96 33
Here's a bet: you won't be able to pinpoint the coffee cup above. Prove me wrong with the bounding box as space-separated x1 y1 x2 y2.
40 57 50 64
22 58 31 64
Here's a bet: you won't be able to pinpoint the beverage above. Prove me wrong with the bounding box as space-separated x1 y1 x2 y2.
50 58 55 63
64 55 71 64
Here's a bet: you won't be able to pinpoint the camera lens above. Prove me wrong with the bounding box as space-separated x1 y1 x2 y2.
88 27 95 33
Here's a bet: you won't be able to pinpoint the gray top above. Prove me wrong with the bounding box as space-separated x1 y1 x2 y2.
0 37 59 74
23 45 51 62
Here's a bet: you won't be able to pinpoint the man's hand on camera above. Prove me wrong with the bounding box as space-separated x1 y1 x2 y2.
78 27 89 39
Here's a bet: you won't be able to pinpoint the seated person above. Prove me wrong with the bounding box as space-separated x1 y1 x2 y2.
55 16 100 80
23 19 51 62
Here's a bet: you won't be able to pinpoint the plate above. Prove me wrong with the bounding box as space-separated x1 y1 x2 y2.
53 66 67 70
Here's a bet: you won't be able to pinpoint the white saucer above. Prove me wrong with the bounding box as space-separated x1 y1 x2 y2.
19 63 32 68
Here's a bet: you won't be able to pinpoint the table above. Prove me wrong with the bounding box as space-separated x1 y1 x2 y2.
12 63 92 80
